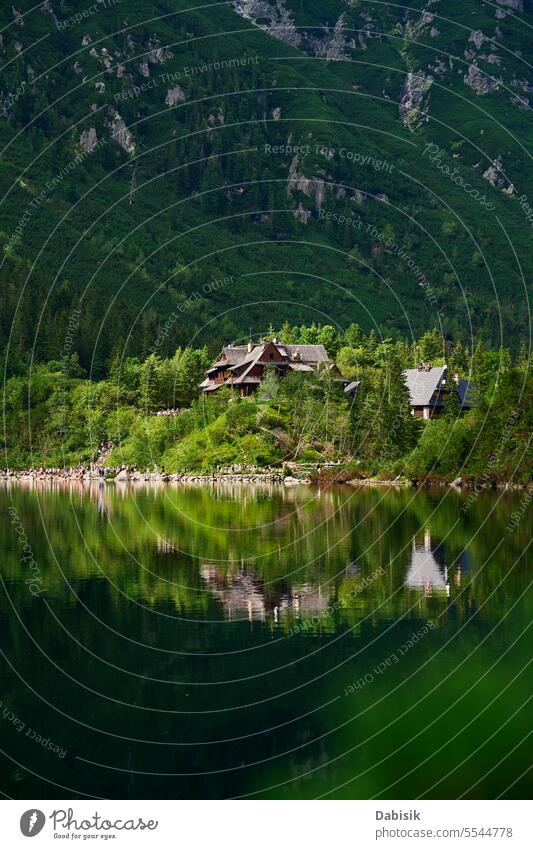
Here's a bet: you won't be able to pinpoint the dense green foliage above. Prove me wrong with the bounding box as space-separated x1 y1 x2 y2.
0 0 531 380
3 324 531 482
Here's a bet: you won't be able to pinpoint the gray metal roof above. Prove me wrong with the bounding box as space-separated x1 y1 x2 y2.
289 362 314 372
285 344 329 363
344 380 360 396
403 366 447 407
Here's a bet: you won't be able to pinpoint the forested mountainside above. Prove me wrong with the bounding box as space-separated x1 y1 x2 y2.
0 0 531 375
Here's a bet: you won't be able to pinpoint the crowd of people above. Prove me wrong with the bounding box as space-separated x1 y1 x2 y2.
0 464 165 481
0 463 291 483
0 465 89 481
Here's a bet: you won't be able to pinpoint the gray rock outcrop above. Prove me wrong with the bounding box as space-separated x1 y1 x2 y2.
106 108 136 155
79 127 98 152
165 85 186 106
232 0 302 48
399 71 433 130
464 63 502 94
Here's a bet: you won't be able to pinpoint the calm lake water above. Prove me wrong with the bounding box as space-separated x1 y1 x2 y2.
0 481 530 799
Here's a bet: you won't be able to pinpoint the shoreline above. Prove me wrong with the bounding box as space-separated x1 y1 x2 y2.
0 470 529 491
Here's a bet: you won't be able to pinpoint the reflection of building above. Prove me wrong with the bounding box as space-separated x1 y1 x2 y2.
406 528 449 595
454 548 471 588
157 537 178 553
200 564 330 621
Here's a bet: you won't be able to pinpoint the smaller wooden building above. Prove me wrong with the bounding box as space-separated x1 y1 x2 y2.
403 365 472 419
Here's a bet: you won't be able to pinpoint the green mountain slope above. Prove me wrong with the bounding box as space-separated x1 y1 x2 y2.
0 0 531 374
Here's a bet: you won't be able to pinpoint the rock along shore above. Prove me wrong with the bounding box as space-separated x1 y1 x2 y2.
0 470 528 490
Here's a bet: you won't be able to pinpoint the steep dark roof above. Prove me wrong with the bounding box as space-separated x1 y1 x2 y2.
221 345 248 364
232 376 261 385
456 378 474 408
221 342 329 364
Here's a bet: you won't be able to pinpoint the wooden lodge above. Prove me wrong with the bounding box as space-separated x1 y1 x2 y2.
200 339 346 396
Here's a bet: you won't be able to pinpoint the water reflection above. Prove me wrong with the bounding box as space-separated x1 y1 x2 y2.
0 481 530 800
406 528 449 595
201 563 329 622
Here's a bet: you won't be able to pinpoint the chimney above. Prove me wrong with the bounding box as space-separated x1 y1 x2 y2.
247 340 253 353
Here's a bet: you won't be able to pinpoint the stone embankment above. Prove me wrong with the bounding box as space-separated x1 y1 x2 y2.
0 468 295 484
116 471 290 484
1 469 528 489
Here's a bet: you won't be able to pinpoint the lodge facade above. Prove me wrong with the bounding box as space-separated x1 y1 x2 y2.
200 340 344 396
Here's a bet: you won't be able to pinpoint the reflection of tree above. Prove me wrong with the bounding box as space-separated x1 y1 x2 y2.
0 482 530 801
1 482 528 628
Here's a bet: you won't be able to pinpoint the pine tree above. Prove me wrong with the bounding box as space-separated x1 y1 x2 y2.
344 323 363 348
419 328 444 363
449 340 469 375
516 341 529 370
366 328 379 355
357 350 415 462
279 321 293 343
318 325 339 357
